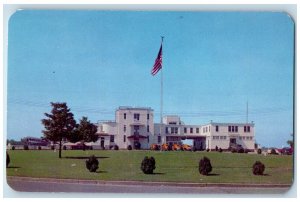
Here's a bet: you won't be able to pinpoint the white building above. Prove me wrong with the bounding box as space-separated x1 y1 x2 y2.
94 106 255 151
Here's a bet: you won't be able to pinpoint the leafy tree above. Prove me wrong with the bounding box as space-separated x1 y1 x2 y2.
41 102 76 158
69 117 98 147
287 133 294 148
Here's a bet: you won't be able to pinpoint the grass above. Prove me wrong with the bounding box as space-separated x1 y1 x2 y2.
6 150 293 184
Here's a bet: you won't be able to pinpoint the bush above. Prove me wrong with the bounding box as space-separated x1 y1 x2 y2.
85 155 99 172
218 148 223 153
252 161 265 175
51 145 55 150
257 149 262 154
199 157 212 175
215 146 218 151
206 149 210 152
114 145 119 150
63 145 67 150
127 145 132 150
134 142 141 150
6 152 10 168
231 148 237 153
192 147 197 152
38 146 42 150
141 156 156 174
238 148 244 153
23 145 29 150
12 146 15 150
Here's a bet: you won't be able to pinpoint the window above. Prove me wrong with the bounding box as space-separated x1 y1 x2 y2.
123 135 126 142
244 126 251 132
224 136 226 140
147 113 149 120
134 113 140 120
250 137 253 140
235 126 238 132
169 122 177 125
244 126 246 132
147 125 150 132
158 136 161 143
165 127 169 134
239 137 242 140
247 126 250 132
228 126 231 132
110 135 114 143
196 128 199 133
190 128 193 133
246 136 250 140
123 125 126 132
124 113 126 119
216 125 219 132
184 127 187 133
171 127 178 134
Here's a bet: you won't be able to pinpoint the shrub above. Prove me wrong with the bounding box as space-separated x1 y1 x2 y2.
134 142 141 150
257 149 262 154
23 145 29 150
127 145 132 150
38 146 41 150
238 148 244 153
114 145 119 150
12 146 15 150
51 145 55 150
85 155 99 172
63 145 67 150
244 149 249 154
252 161 265 175
218 148 223 152
231 148 237 153
141 156 156 174
6 152 10 168
206 149 210 152
215 146 218 151
192 147 197 152
199 157 212 175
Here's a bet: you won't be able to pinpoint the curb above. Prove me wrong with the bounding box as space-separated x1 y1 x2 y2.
6 176 291 188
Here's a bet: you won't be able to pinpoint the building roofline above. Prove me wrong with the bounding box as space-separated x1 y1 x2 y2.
117 106 154 111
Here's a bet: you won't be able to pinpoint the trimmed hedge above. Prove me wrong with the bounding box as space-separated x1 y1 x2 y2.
199 156 212 175
6 152 10 168
127 145 132 150
85 155 99 172
141 156 156 174
252 161 265 175
257 149 262 154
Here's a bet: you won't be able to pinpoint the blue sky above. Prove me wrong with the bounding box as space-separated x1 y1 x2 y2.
7 11 294 147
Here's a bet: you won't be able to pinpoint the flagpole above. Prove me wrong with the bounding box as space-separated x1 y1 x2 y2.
160 36 164 144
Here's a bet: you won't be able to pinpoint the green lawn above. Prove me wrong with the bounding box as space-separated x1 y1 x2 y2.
6 150 293 185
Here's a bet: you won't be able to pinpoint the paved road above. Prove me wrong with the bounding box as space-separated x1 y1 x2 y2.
5 177 292 196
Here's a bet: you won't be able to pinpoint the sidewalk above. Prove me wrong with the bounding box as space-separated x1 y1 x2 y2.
6 176 292 188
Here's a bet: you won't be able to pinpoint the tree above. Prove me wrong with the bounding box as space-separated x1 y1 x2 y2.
69 117 98 148
41 102 76 158
287 133 294 148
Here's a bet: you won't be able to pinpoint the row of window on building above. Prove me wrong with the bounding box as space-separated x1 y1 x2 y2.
165 125 251 134
123 125 150 132
124 113 150 120
212 136 253 141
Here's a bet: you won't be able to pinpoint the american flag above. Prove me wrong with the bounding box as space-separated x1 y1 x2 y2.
151 44 162 75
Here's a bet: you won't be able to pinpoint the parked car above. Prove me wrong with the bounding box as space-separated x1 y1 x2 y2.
278 147 293 155
182 144 192 151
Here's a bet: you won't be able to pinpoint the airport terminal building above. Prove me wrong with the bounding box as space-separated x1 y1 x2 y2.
94 106 255 151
